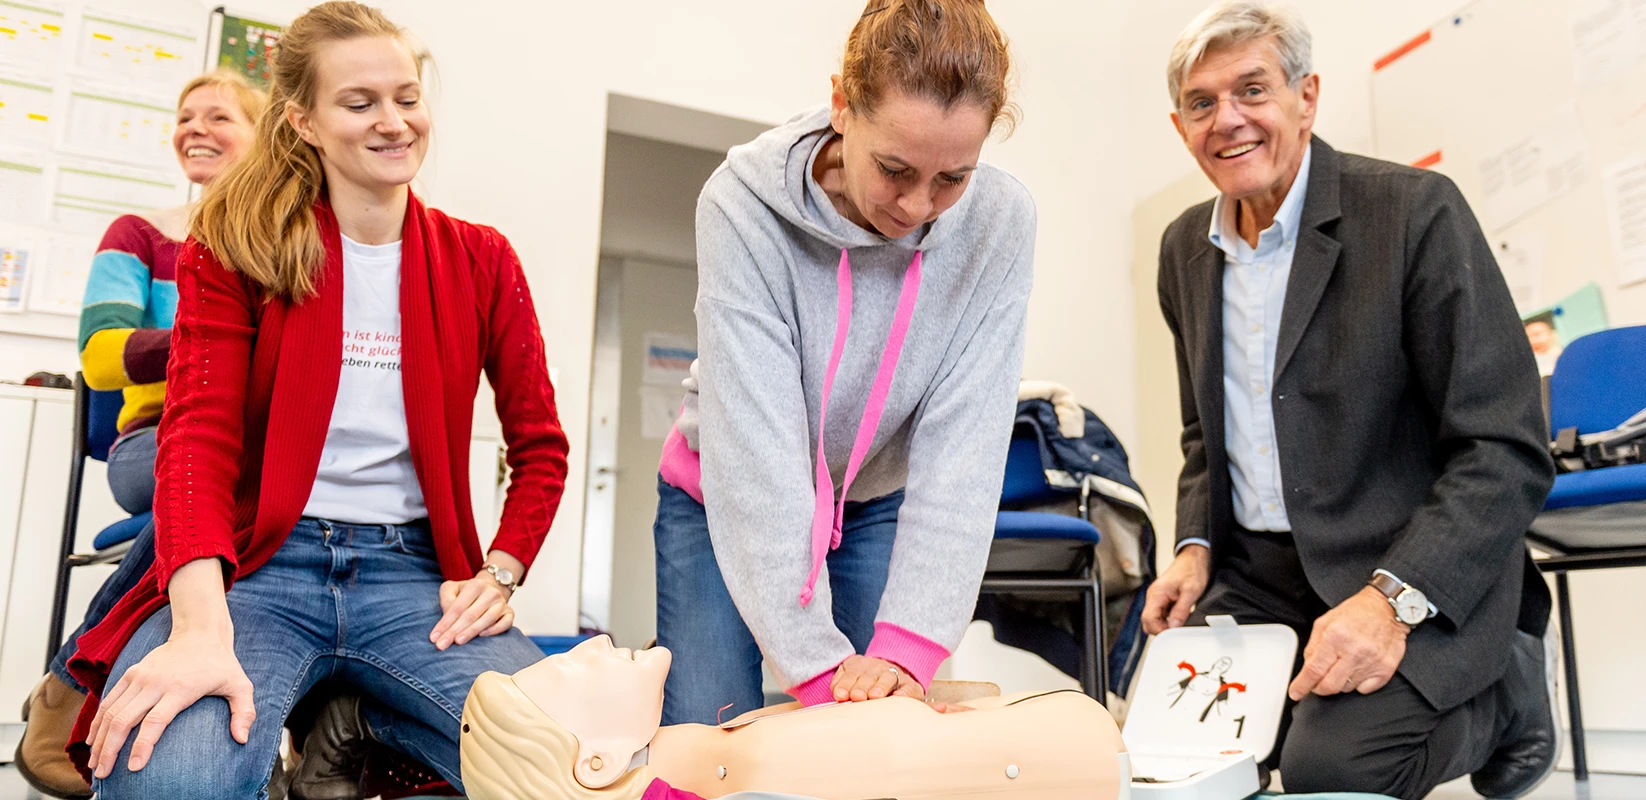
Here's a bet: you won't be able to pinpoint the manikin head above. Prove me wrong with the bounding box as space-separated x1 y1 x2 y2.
511 635 673 789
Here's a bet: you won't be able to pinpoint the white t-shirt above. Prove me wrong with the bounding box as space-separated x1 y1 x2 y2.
301 234 428 524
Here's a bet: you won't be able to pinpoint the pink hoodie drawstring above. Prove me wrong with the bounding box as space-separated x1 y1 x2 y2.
800 248 923 606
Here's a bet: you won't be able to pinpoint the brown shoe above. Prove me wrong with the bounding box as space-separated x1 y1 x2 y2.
14 674 92 799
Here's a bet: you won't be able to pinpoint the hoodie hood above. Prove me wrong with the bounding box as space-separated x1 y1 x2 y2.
723 106 971 252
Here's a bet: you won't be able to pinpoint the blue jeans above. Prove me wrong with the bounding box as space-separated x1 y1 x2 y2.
106 426 157 515
93 518 544 799
50 428 161 694
653 475 902 725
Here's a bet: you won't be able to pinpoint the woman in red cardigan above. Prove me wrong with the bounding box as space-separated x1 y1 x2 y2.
67 3 568 796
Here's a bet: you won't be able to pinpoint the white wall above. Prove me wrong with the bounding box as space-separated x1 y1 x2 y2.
0 335 80 383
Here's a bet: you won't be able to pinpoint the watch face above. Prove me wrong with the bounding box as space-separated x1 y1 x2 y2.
1394 589 1427 625
492 566 515 587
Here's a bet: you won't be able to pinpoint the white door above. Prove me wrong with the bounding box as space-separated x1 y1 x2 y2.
578 257 624 634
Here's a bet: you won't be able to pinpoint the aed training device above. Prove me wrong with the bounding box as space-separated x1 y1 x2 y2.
1123 616 1298 800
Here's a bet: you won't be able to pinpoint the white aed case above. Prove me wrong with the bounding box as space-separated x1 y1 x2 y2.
1121 616 1298 800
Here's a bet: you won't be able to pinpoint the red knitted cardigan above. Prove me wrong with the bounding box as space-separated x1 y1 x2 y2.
66 193 570 753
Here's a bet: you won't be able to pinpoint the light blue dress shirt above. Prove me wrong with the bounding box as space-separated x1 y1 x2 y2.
1178 145 1312 553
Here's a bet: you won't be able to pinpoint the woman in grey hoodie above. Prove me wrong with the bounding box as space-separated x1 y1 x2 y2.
655 0 1036 725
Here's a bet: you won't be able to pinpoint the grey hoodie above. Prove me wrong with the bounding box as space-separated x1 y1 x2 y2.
670 106 1035 693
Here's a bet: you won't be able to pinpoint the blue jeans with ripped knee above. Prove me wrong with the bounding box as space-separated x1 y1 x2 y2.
93 518 544 800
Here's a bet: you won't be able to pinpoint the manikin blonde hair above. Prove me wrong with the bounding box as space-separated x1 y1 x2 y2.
460 671 655 800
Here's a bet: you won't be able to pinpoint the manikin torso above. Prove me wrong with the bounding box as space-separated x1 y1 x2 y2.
461 636 1128 800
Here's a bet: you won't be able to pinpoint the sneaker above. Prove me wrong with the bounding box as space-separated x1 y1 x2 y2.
13 674 92 799
1471 630 1562 799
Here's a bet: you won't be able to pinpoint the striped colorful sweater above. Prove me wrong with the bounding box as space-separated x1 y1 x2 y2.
78 214 180 435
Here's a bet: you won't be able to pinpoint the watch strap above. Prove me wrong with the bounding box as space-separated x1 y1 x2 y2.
1368 570 1404 600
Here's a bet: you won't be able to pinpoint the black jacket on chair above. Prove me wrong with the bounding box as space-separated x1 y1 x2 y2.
1155 137 1556 712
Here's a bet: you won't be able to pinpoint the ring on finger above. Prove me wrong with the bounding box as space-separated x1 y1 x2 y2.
1343 677 1355 693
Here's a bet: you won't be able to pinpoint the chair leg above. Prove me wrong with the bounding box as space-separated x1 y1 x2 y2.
1555 572 1588 782
1093 565 1107 705
1080 569 1105 706
46 412 87 675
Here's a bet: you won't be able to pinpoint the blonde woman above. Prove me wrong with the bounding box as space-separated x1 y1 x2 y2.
65 3 569 796
16 69 264 800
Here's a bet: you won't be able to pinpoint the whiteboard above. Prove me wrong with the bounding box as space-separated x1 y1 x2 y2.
0 1 200 340
1370 0 1646 332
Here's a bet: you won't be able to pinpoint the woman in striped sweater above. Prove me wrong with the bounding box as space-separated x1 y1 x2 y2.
15 70 264 800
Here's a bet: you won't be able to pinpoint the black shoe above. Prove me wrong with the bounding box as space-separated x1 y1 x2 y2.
269 755 291 800
1471 630 1561 799
288 694 371 800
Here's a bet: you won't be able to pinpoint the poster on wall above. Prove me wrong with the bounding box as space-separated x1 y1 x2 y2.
1522 282 1610 375
0 243 30 313
642 332 696 387
1602 154 1646 287
0 0 68 72
213 12 282 88
640 386 682 441
1477 106 1588 232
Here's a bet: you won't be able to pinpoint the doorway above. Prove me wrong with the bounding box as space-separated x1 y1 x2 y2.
580 96 769 648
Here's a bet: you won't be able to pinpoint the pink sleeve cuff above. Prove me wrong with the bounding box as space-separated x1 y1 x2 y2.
786 665 842 706
643 778 706 800
657 424 703 503
865 621 950 690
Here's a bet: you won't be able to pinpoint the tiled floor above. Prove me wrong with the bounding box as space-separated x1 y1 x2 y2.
0 766 1638 799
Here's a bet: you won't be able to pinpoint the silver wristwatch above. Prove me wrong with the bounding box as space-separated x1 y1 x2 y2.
484 563 518 593
1368 570 1430 627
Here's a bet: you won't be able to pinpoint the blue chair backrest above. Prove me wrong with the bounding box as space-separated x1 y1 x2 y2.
1549 325 1646 434
1000 431 1068 506
86 384 125 462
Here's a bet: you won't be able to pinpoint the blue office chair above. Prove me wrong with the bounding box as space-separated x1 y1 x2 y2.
979 429 1107 702
1528 325 1646 782
46 373 149 673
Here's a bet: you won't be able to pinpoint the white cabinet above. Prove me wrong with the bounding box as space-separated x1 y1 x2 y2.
0 385 123 758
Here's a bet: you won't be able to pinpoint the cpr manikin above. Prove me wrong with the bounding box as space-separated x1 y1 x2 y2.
460 636 1128 800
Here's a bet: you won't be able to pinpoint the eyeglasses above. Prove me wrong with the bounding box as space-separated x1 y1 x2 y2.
1178 82 1286 128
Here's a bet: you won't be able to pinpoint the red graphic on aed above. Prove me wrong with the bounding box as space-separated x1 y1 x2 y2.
1167 656 1246 723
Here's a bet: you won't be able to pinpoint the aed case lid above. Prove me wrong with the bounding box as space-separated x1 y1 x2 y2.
1122 618 1298 763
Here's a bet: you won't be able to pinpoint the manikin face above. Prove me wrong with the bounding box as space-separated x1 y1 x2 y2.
172 84 255 185
828 82 991 239
515 635 672 789
287 35 430 197
1171 36 1318 204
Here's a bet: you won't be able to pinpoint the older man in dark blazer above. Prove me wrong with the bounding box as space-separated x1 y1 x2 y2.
1144 3 1558 799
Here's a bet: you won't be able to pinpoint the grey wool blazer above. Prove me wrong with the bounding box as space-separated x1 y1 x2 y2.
1156 136 1556 711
